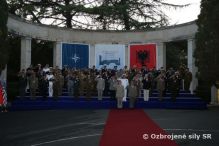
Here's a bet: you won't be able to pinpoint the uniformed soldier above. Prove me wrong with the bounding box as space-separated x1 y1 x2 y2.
156 74 165 101
133 74 142 97
18 69 27 99
142 75 152 101
53 73 60 100
79 72 86 96
66 72 74 97
29 72 38 99
116 80 125 109
58 71 64 96
128 81 138 108
169 72 181 101
85 74 93 99
73 75 80 99
118 74 129 101
95 74 105 100
103 72 110 96
39 74 48 100
47 71 54 97
90 72 97 95
109 76 117 99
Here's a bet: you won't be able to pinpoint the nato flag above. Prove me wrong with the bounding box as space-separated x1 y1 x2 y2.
62 43 89 69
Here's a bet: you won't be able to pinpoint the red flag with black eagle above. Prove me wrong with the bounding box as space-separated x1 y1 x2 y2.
0 82 7 107
130 44 156 70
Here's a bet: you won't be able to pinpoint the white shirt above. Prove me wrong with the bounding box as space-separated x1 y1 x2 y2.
118 78 129 89
43 68 50 73
47 74 54 82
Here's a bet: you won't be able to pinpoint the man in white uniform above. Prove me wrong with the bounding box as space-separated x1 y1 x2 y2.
95 75 105 100
43 64 50 75
47 71 54 97
118 74 129 101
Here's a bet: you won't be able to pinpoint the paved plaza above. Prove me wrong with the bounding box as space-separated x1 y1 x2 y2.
0 107 219 146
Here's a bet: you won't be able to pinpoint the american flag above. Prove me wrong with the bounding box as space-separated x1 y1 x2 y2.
0 82 7 107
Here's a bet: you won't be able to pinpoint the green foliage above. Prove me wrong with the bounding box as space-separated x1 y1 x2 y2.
0 0 9 74
194 0 219 101
6 35 53 100
6 34 20 100
166 41 187 70
31 40 53 67
7 34 20 78
6 0 187 30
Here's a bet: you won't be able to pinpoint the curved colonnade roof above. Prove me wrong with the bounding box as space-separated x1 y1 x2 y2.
7 14 197 44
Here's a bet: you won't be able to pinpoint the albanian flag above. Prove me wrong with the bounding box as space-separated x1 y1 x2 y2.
0 82 7 107
130 44 156 70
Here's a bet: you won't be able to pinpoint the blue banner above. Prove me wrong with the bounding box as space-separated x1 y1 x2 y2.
62 43 89 69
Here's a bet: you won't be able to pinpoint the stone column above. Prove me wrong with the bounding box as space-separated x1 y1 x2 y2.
187 39 198 94
156 42 166 70
53 41 62 69
125 45 129 68
89 44 95 68
127 45 130 69
21 37 31 70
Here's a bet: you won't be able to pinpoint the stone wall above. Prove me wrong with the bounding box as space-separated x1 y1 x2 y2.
7 14 197 44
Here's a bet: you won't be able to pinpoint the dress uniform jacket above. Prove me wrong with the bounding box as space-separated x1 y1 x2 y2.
96 77 105 90
116 85 125 99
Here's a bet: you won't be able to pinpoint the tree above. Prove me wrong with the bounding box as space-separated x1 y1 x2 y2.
93 0 187 30
7 0 187 30
31 40 53 67
194 0 219 101
0 0 9 74
166 41 187 70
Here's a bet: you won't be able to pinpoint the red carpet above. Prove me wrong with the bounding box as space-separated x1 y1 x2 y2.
99 109 178 146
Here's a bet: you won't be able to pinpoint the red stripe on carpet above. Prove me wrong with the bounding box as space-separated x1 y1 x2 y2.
99 109 178 146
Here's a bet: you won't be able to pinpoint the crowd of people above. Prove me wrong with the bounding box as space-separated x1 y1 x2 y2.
18 64 193 108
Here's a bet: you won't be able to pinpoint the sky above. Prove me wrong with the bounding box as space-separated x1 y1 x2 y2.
164 0 201 25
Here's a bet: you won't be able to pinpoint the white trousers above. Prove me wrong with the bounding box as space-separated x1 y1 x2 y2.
143 89 149 101
123 89 127 101
49 82 53 97
97 89 103 100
